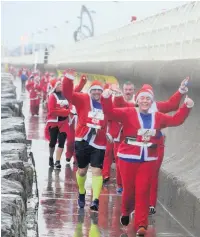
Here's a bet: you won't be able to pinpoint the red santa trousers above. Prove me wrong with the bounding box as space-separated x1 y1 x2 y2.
149 137 165 207
30 98 40 115
119 159 156 231
102 142 114 179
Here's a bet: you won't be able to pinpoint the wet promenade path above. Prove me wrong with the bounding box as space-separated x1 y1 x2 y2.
14 78 193 237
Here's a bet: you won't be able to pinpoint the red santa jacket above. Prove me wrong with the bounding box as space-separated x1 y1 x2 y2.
26 81 42 100
40 76 49 93
109 90 184 141
69 76 87 125
46 92 70 122
101 96 191 162
62 77 107 150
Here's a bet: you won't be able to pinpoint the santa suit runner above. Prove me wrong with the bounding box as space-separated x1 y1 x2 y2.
74 95 107 150
64 76 88 159
101 93 191 230
84 100 104 143
40 76 49 101
45 92 70 141
118 111 160 162
26 80 41 115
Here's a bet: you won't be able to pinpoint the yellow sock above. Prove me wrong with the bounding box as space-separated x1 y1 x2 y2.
89 224 100 237
92 176 103 200
76 171 86 194
74 223 83 237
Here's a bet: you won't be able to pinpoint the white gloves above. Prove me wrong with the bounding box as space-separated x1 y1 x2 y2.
102 89 112 98
179 77 189 94
70 105 77 114
110 84 123 97
106 133 114 143
184 95 194 108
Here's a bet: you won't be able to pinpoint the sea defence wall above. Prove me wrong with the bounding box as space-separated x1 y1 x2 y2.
1 73 38 237
2 1 200 236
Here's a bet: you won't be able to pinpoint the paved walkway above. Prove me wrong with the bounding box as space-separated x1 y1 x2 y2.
14 77 192 237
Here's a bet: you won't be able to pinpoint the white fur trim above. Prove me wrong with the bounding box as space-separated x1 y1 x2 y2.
106 133 113 143
179 87 188 94
86 123 101 129
30 97 39 100
136 91 154 101
118 152 157 161
88 85 103 93
148 101 158 112
65 73 75 80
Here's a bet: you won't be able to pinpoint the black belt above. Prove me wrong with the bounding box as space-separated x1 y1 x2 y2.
125 136 157 148
125 136 136 143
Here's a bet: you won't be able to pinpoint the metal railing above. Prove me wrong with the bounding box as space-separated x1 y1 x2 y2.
3 1 200 65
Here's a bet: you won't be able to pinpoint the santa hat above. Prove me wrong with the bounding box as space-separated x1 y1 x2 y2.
49 78 61 94
135 84 154 102
88 80 103 93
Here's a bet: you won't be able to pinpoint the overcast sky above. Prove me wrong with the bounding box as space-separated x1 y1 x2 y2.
1 1 187 49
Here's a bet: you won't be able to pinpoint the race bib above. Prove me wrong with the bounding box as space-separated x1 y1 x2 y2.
138 129 156 142
88 110 104 120
87 109 104 129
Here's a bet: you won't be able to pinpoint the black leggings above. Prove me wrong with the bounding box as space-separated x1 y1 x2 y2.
49 126 67 148
21 80 26 92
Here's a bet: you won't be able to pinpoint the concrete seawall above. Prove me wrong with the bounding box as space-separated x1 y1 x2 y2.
1 73 39 237
45 58 200 236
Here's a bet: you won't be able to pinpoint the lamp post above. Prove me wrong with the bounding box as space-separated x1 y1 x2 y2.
44 28 48 50
31 33 35 54
20 35 25 56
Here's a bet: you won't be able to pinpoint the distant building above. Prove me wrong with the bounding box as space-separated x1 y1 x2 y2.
8 43 55 56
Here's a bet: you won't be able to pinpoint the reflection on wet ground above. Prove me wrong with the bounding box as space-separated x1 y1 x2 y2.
14 78 193 237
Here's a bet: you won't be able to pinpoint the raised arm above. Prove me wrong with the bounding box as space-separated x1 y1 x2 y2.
48 94 70 117
74 74 87 92
101 89 127 123
113 95 130 108
156 78 189 113
62 70 74 103
159 96 194 128
110 84 134 108
62 71 87 106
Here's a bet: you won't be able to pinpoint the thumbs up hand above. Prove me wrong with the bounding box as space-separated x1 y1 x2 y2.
102 89 112 98
179 77 189 94
184 95 194 108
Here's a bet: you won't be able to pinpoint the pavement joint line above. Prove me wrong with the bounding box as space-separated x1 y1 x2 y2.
158 200 195 237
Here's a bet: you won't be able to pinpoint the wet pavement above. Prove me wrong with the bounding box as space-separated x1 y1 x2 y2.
14 78 193 237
